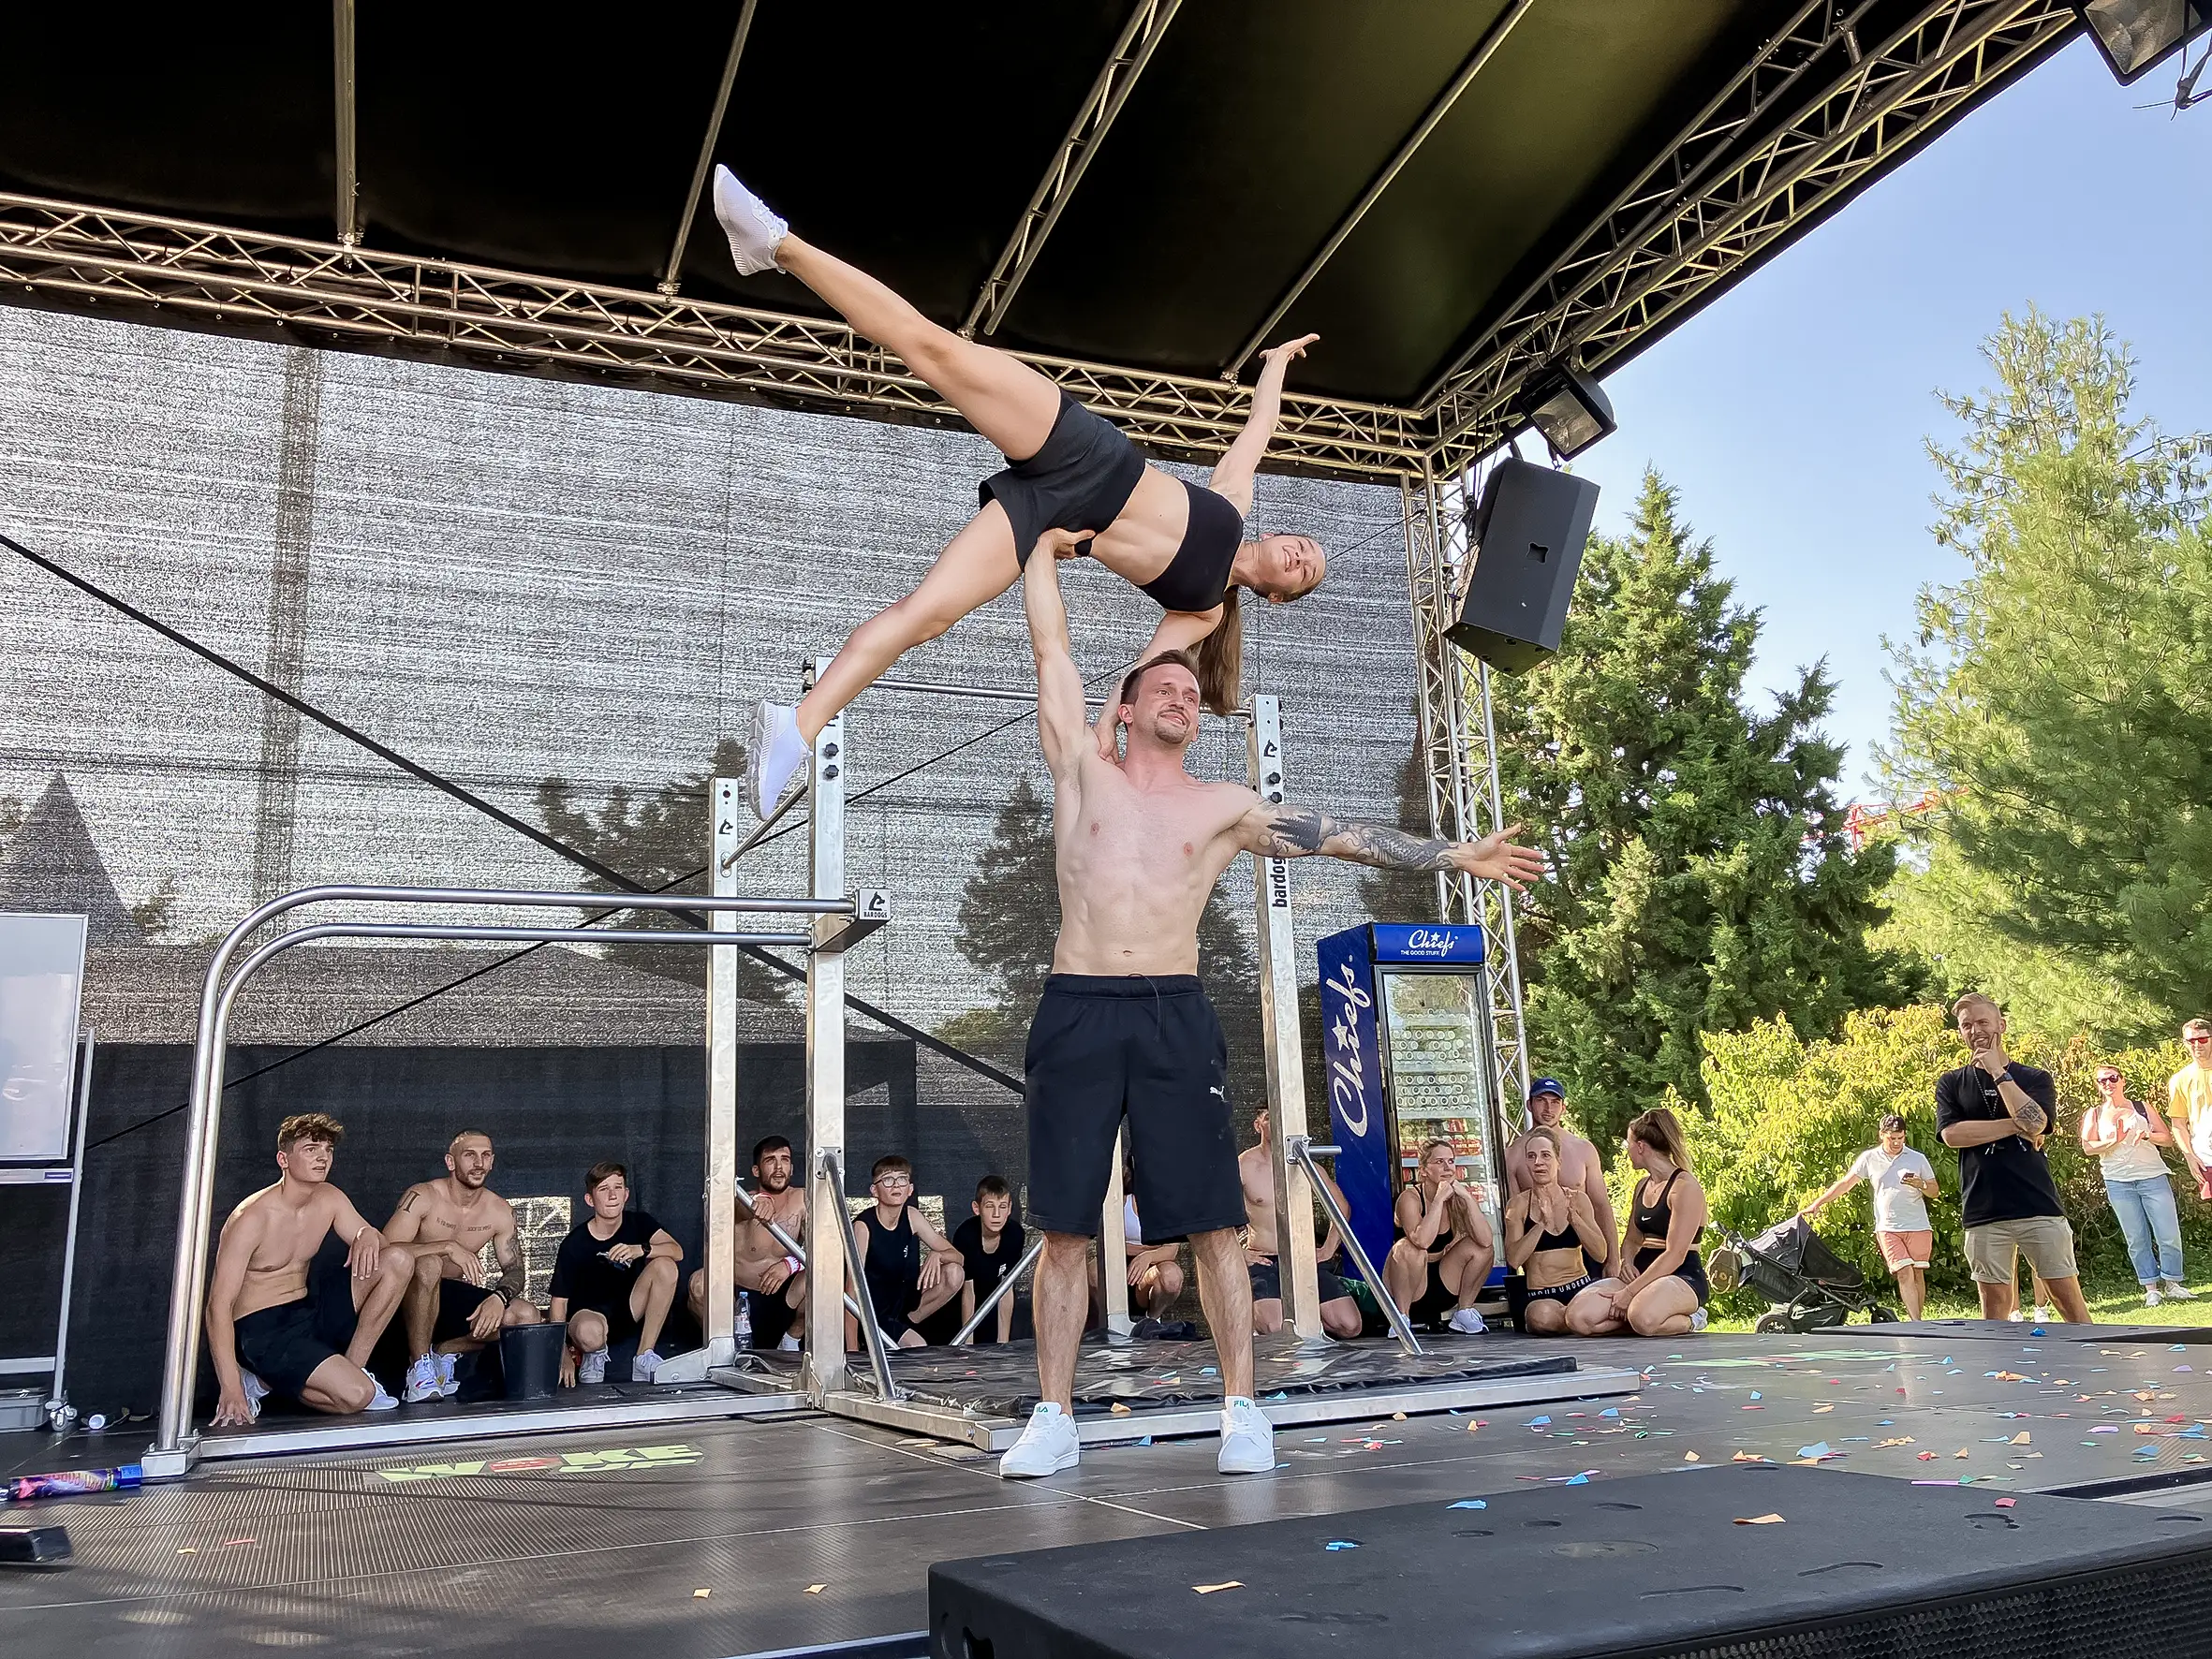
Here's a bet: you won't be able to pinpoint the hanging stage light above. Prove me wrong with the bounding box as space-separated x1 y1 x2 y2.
2072 0 2209 83
1516 361 1616 461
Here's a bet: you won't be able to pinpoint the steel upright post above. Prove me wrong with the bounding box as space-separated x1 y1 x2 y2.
802 671 850 1405
1246 696 1322 1342
701 778 745 1368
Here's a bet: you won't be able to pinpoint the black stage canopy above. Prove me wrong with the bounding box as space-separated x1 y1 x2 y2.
0 2 2075 476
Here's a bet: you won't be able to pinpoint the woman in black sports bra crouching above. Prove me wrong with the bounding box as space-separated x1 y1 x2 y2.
1566 1108 1710 1340
1503 1127 1609 1334
709 166 1331 816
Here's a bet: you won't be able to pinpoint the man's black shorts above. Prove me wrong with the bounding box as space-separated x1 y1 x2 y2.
745 1286 799 1349
1025 975 1244 1243
1246 1257 1351 1307
233 1233 358 1401
432 1280 501 1346
978 391 1145 567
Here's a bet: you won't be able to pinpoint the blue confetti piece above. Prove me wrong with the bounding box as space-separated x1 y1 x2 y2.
1137 1436 1153 1446
1797 1442 1834 1460
1202 1367 1218 1377
1266 1392 1289 1402
1324 1540 1360 1551
2029 1328 2046 1336
1560 1474 1590 1486
1600 1409 1620 1418
1527 1415 1552 1427
1748 1391 1762 1401
1449 1500 1488 1510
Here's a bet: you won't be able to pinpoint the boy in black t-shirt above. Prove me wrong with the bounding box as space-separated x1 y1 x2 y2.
952 1175 1028 1344
1934 993 2090 1324
549 1162 685 1384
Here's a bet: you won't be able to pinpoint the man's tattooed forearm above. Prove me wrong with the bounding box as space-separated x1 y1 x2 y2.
494 1233 526 1299
1256 806 1456 871
2010 1098 2049 1137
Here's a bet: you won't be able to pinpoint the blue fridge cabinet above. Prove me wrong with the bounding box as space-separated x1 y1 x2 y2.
1315 922 1505 1290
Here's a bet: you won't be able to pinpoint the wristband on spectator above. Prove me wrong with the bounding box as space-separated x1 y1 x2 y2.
786 1255 803 1275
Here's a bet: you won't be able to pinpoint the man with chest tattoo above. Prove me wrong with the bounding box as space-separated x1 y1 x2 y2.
998 532 1545 1478
382 1130 541 1402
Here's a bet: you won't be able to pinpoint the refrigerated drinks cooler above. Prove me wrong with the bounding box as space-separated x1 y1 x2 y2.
1315 921 1506 1291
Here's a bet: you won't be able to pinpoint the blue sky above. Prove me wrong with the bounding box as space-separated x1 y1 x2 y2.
1569 35 2212 794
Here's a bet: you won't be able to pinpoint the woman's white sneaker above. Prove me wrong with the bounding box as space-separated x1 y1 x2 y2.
746 701 812 818
1000 1402 1080 1478
1217 1396 1276 1475
712 166 789 276
1447 1308 1487 1335
2164 1280 2195 1299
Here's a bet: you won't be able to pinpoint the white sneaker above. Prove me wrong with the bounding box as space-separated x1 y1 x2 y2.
436 1351 461 1398
777 1332 802 1352
631 1348 664 1383
1690 1308 1708 1332
2034 1304 2055 1324
365 1381 400 1412
746 700 812 818
2146 1286 2165 1308
579 1346 609 1386
2164 1280 2195 1300
1217 1396 1276 1475
404 1354 443 1403
1000 1402 1081 1479
711 166 789 276
240 1370 269 1422
2006 1308 2026 1321
1447 1308 1487 1335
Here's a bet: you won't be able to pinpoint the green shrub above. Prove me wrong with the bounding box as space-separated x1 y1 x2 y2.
1670 1006 2202 1316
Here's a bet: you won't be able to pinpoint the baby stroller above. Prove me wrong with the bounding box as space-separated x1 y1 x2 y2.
1705 1212 1895 1333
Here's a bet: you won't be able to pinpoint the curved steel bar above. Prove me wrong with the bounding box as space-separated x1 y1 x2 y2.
1290 1138 1424 1358
820 1150 903 1403
951 1235 1044 1347
156 882 857 1458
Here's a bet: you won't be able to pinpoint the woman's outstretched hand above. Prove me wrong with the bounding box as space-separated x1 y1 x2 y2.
1259 333 1320 370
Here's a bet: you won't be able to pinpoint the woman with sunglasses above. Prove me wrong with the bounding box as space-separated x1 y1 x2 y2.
2082 1065 2191 1306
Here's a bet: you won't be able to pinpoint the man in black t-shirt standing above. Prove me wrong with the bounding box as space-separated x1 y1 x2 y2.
550 1162 685 1384
1935 992 2091 1324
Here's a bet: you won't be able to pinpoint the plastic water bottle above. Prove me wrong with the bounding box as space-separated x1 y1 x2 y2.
733 1294 753 1348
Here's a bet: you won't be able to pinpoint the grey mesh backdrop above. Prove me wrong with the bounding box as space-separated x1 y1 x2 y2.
0 303 1423 1393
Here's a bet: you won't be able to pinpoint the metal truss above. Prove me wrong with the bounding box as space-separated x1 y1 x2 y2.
1401 462 1528 1120
964 0 1183 338
1424 0 2077 470
0 191 1424 478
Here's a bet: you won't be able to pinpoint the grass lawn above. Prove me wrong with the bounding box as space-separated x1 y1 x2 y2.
1704 1268 2212 1332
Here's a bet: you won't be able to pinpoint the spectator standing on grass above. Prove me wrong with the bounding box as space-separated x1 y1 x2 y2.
1803 1114 1939 1319
2083 1064 2191 1307
1935 992 2092 1325
2169 1018 2212 1204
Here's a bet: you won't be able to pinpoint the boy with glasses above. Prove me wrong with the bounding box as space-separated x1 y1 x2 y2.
2171 1020 2212 1204
848 1156 964 1349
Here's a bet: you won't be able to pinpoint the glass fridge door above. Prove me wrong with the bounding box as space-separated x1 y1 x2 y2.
1377 967 1500 1245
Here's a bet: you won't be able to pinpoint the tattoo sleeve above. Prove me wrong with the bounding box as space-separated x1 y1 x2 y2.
2009 1094 2049 1137
1252 804 1457 871
494 1231 526 1300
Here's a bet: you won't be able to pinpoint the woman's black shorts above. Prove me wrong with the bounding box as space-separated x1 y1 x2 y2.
1024 975 1245 1243
979 391 1146 565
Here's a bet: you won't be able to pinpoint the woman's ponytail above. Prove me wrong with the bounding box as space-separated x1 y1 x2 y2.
1193 588 1244 714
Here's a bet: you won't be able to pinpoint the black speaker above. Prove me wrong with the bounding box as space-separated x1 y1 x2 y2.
930 1463 2212 1659
1445 457 1598 672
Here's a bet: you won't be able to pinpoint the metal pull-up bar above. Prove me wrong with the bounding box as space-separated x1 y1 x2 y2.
1291 1138 1424 1358
150 879 886 1471
951 1235 1044 1347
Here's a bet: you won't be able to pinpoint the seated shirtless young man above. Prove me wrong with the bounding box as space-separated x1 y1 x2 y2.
1503 1078 1619 1280
382 1129 542 1402
687 1135 808 1353
998 533 1543 1478
206 1113 411 1424
1239 1108 1364 1340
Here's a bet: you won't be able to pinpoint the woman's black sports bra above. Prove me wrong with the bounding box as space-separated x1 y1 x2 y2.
1631 1169 1701 1249
1139 480 1245 612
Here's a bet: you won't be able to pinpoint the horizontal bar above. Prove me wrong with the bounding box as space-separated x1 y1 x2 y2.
221 883 851 916
0 1167 73 1184
0 1358 56 1373
869 675 1256 718
271 921 815 949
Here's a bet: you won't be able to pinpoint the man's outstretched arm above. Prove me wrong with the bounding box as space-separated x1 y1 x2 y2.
1023 532 1093 782
1235 800 1546 888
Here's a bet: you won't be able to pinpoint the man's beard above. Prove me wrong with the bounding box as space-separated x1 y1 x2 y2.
454 1168 489 1191
759 1171 791 1194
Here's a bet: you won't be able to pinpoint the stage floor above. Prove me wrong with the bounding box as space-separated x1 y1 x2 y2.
6 1318 2211 1658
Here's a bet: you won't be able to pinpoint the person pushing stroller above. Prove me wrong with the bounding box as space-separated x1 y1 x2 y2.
1803 1115 1939 1319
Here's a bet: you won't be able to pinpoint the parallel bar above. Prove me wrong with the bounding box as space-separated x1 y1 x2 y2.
965 0 1184 335
658 0 759 293
331 0 359 246
1222 0 1535 378
1292 1140 1423 1357
823 1151 902 1402
951 1236 1044 1347
1246 697 1321 1343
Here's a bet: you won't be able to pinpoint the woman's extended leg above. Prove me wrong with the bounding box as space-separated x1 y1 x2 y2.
714 169 1061 462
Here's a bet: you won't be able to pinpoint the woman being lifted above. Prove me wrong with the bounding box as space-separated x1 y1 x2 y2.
711 166 1329 816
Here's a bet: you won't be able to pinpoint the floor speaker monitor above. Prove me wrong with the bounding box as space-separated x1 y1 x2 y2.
1446 456 1598 673
931 1462 2212 1659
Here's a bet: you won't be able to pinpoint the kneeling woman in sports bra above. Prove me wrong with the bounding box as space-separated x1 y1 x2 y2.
710 166 1329 815
1503 1127 1609 1335
1566 1108 1711 1339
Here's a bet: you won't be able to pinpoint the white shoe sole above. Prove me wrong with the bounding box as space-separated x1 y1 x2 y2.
1217 1439 1276 1475
1000 1446 1081 1479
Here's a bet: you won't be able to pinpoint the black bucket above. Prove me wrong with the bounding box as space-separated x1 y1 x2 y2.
500 1323 566 1401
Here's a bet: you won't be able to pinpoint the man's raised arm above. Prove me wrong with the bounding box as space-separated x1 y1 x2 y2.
1022 532 1093 782
1234 799 1546 888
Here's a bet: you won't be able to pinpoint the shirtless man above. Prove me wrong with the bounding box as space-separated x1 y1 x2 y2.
998 535 1544 1478
688 1135 809 1353
1503 1079 1620 1281
382 1130 541 1402
206 1113 411 1425
1239 1108 1364 1340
